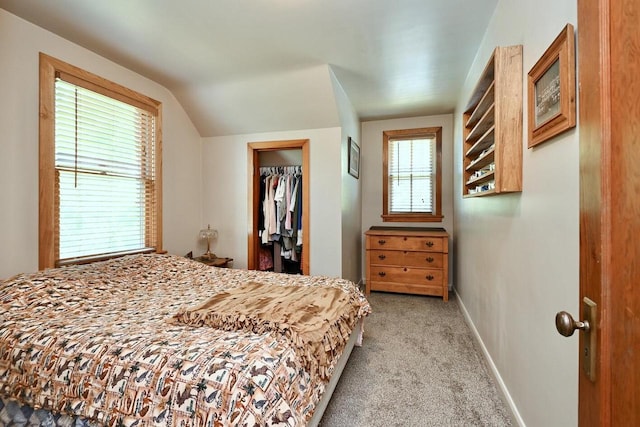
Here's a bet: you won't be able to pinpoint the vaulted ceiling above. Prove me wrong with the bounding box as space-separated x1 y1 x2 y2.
0 0 497 137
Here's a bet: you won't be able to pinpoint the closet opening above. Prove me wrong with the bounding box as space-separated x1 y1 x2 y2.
247 139 310 275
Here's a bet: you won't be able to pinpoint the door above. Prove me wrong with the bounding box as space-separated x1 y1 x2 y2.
573 0 640 424
247 139 310 275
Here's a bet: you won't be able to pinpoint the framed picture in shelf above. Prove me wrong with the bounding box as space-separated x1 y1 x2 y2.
527 23 576 148
348 137 360 178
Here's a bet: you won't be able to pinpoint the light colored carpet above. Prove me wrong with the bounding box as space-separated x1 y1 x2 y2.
319 292 513 427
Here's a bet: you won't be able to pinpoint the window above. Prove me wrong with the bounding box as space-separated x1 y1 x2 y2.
382 127 442 222
39 53 162 268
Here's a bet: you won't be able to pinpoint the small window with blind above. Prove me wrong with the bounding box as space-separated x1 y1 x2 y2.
39 54 162 269
382 127 443 222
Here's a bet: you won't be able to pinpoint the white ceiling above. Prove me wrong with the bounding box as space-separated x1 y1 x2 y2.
0 0 497 137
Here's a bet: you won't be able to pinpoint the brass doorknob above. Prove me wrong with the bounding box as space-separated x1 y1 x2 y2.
555 311 590 337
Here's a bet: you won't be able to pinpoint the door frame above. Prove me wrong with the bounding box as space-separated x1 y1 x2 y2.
247 139 310 274
578 0 639 424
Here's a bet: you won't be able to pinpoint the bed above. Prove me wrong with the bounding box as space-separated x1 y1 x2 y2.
0 254 370 426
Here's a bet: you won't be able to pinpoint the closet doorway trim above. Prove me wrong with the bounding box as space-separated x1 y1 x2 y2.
247 139 310 274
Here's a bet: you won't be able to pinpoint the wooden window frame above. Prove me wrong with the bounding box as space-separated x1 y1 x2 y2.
39 53 163 269
382 127 443 223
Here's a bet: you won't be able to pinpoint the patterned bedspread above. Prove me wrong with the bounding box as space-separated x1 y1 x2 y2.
0 254 370 426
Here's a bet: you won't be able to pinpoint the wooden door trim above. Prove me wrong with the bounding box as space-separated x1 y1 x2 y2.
247 139 310 274
578 0 612 424
604 0 639 424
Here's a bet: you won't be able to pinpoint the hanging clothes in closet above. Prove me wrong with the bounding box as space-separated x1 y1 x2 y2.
258 166 303 273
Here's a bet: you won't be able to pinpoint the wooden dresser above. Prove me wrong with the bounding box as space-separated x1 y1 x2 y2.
365 227 449 301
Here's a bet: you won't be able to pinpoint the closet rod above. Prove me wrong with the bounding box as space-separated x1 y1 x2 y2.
259 165 302 175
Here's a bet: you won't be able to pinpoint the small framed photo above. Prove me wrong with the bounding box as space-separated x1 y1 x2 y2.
528 23 576 148
348 137 360 179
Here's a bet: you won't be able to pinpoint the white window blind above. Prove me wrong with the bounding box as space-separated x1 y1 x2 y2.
54 78 157 262
388 136 436 213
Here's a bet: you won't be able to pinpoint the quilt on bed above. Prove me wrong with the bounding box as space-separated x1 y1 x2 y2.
173 281 359 383
0 254 370 426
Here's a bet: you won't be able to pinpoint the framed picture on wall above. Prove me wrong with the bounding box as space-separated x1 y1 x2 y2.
348 137 360 178
527 23 576 148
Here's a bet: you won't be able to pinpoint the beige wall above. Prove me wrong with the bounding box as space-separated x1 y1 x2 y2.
199 67 355 280
0 9 203 279
361 114 455 287
453 0 579 425
0 9 359 283
331 69 363 284
201 127 344 278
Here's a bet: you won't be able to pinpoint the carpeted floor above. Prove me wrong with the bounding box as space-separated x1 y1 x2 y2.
319 292 513 427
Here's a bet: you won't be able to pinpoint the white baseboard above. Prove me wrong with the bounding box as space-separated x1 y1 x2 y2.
454 291 526 427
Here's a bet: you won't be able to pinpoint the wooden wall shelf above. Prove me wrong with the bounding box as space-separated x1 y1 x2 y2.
463 45 523 197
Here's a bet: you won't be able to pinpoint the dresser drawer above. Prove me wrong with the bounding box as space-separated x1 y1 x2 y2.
369 250 444 269
370 265 444 287
368 235 445 252
369 280 445 297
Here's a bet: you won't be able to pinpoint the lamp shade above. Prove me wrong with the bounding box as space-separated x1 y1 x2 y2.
199 225 218 240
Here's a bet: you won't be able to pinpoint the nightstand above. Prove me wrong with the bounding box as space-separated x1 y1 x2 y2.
193 256 233 268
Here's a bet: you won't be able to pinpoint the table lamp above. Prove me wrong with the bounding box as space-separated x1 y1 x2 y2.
199 224 218 260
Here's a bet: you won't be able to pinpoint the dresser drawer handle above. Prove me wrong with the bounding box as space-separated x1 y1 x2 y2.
426 275 434 281
426 257 434 263
426 241 434 247
378 271 386 277
378 239 386 245
378 254 386 260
